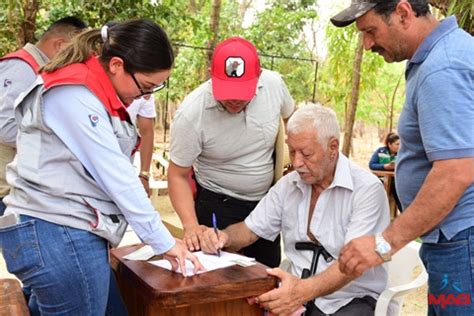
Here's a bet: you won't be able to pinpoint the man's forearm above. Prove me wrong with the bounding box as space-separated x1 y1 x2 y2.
168 171 199 229
385 158 474 252
300 262 354 301
224 222 259 251
137 117 154 173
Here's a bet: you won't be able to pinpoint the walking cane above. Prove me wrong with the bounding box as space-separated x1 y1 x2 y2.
295 242 333 315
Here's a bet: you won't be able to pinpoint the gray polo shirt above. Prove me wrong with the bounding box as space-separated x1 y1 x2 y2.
170 69 294 201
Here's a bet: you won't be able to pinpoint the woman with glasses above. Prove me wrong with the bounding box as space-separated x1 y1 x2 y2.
0 19 202 315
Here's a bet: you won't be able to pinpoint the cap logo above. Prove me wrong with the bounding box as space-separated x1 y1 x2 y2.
225 57 244 78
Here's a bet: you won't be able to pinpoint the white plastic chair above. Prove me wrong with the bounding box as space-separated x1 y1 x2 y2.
375 241 428 316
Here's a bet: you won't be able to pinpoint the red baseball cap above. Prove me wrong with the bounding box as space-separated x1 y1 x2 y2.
211 37 261 101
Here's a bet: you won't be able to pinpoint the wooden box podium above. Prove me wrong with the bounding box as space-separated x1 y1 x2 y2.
111 245 278 316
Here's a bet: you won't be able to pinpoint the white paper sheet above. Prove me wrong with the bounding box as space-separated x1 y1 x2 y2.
123 245 155 261
150 251 255 276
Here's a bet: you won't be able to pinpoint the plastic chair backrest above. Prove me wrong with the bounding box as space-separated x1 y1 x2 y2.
387 241 423 287
375 241 428 316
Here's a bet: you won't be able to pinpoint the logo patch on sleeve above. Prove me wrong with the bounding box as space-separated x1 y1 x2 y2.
88 114 99 127
3 79 12 87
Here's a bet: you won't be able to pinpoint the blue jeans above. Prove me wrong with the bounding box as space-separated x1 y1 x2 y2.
0 215 127 315
420 227 474 316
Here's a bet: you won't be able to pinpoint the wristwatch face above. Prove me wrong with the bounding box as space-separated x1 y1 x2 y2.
375 236 391 261
377 241 391 254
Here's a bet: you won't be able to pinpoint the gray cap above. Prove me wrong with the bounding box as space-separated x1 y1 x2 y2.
330 0 380 27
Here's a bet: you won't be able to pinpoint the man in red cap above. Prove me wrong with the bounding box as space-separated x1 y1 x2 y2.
168 37 294 268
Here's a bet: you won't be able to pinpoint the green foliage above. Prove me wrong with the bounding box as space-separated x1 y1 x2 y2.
318 23 405 129
0 5 16 55
163 0 319 104
243 2 317 102
447 0 474 34
245 5 316 56
2 0 411 129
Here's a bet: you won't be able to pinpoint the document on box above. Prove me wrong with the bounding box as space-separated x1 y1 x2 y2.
150 251 256 276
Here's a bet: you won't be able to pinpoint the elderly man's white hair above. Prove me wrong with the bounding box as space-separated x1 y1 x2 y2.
287 103 340 144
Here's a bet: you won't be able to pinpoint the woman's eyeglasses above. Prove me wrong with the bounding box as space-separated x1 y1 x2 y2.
130 73 166 98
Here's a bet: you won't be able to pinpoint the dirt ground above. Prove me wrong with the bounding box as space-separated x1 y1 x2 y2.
0 127 428 315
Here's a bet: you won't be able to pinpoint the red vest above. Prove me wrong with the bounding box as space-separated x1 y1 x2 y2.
0 48 41 74
41 56 140 152
42 56 130 121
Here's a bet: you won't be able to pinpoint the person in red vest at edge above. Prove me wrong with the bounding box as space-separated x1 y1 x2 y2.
0 16 87 315
0 19 203 316
0 16 87 216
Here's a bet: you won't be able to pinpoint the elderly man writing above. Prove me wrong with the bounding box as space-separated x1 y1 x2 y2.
198 103 390 316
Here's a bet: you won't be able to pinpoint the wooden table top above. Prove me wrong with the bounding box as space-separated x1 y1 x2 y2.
111 245 278 309
371 170 395 177
0 278 30 316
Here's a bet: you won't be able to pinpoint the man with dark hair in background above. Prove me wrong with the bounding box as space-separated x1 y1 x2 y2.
331 1 474 315
0 16 87 215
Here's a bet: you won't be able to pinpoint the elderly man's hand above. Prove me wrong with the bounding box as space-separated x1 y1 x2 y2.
256 268 309 315
339 236 384 277
199 226 228 255
182 225 208 251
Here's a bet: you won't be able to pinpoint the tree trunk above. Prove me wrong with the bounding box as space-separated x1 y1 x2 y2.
8 0 39 48
342 33 364 157
206 0 221 69
19 0 40 47
239 0 252 24
388 71 403 133
189 0 197 14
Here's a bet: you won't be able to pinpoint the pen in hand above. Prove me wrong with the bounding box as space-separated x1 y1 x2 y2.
212 212 221 257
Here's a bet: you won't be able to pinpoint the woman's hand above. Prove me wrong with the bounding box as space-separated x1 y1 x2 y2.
163 239 205 276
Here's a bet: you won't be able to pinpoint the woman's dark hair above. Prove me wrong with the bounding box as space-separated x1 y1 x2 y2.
385 132 400 147
374 0 430 20
42 19 174 73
